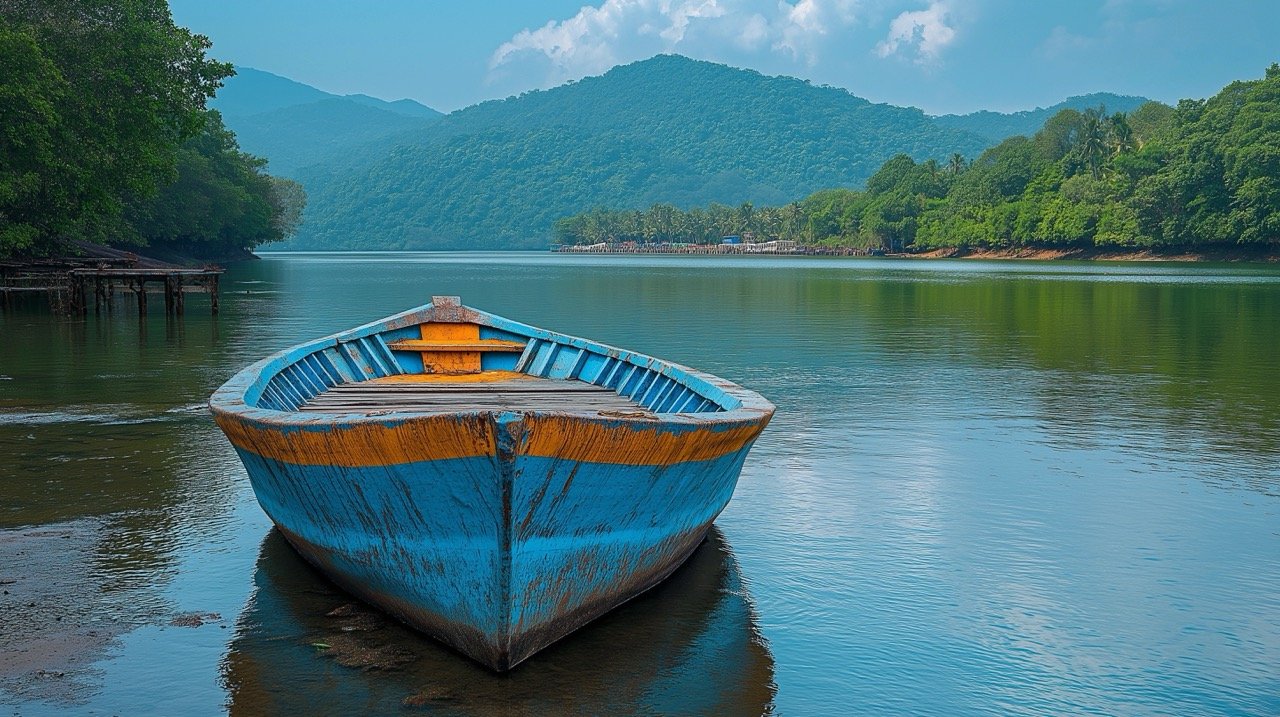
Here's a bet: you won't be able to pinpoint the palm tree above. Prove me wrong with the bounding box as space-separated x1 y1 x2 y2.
949 153 967 175
1079 108 1107 179
736 201 755 238
758 206 782 240
1107 112 1136 156
780 202 802 242
708 203 734 238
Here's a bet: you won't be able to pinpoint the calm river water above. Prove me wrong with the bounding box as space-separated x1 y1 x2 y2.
1 253 1278 716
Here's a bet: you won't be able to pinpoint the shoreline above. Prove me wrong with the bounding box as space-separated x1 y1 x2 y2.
546 242 1280 263
18 250 1275 265
897 246 1280 263
264 245 1280 262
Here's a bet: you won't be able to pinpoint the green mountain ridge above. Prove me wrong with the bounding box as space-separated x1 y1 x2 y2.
224 55 1153 251
287 55 999 250
933 93 1151 143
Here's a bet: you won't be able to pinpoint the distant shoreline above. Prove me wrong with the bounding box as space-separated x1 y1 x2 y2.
256 246 1280 263
900 246 1280 263
543 242 1280 263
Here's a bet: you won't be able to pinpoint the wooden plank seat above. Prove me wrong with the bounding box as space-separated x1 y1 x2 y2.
386 339 526 352
299 376 653 415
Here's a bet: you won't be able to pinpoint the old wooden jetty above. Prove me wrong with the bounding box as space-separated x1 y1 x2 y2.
0 244 222 316
210 296 775 671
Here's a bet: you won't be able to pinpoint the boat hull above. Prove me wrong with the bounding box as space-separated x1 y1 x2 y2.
222 526 776 715
217 409 764 670
211 297 774 670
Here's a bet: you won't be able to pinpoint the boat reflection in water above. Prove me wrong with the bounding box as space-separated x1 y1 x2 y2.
222 527 776 716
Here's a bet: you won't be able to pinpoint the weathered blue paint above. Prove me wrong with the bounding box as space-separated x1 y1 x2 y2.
230 445 754 667
210 297 774 670
224 527 775 715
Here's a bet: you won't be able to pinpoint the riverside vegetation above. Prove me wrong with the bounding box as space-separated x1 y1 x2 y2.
0 0 304 262
554 65 1280 255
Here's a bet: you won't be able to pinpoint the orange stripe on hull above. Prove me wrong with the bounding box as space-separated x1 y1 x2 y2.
213 411 769 468
520 415 770 465
213 413 498 466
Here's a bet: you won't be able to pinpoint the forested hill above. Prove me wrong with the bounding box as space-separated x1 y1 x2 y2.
934 93 1150 143
556 63 1278 255
287 55 994 250
214 68 441 175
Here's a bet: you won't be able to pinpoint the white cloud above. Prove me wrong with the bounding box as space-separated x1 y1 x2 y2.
737 13 770 50
1037 25 1092 60
875 2 956 64
774 0 862 64
659 0 727 43
489 2 634 79
488 0 863 81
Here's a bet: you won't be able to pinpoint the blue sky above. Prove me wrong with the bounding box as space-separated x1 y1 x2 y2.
169 0 1280 115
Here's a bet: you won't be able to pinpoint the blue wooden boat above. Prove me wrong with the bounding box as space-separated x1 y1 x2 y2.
210 296 774 671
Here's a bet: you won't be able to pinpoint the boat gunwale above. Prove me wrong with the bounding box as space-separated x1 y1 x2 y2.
209 300 774 428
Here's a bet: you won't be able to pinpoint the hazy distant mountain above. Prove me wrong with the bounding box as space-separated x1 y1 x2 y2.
288 55 995 250
211 67 442 175
213 67 440 119
212 67 328 117
343 94 441 119
933 93 1150 143
227 99 433 176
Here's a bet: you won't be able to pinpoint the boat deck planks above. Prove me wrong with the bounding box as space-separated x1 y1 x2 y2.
300 376 653 414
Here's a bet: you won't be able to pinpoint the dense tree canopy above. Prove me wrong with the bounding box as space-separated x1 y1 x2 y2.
125 111 306 255
557 65 1280 253
907 64 1280 251
0 24 69 254
0 1 300 259
932 93 1149 144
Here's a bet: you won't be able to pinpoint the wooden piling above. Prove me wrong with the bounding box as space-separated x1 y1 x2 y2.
68 274 86 315
1 261 223 317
